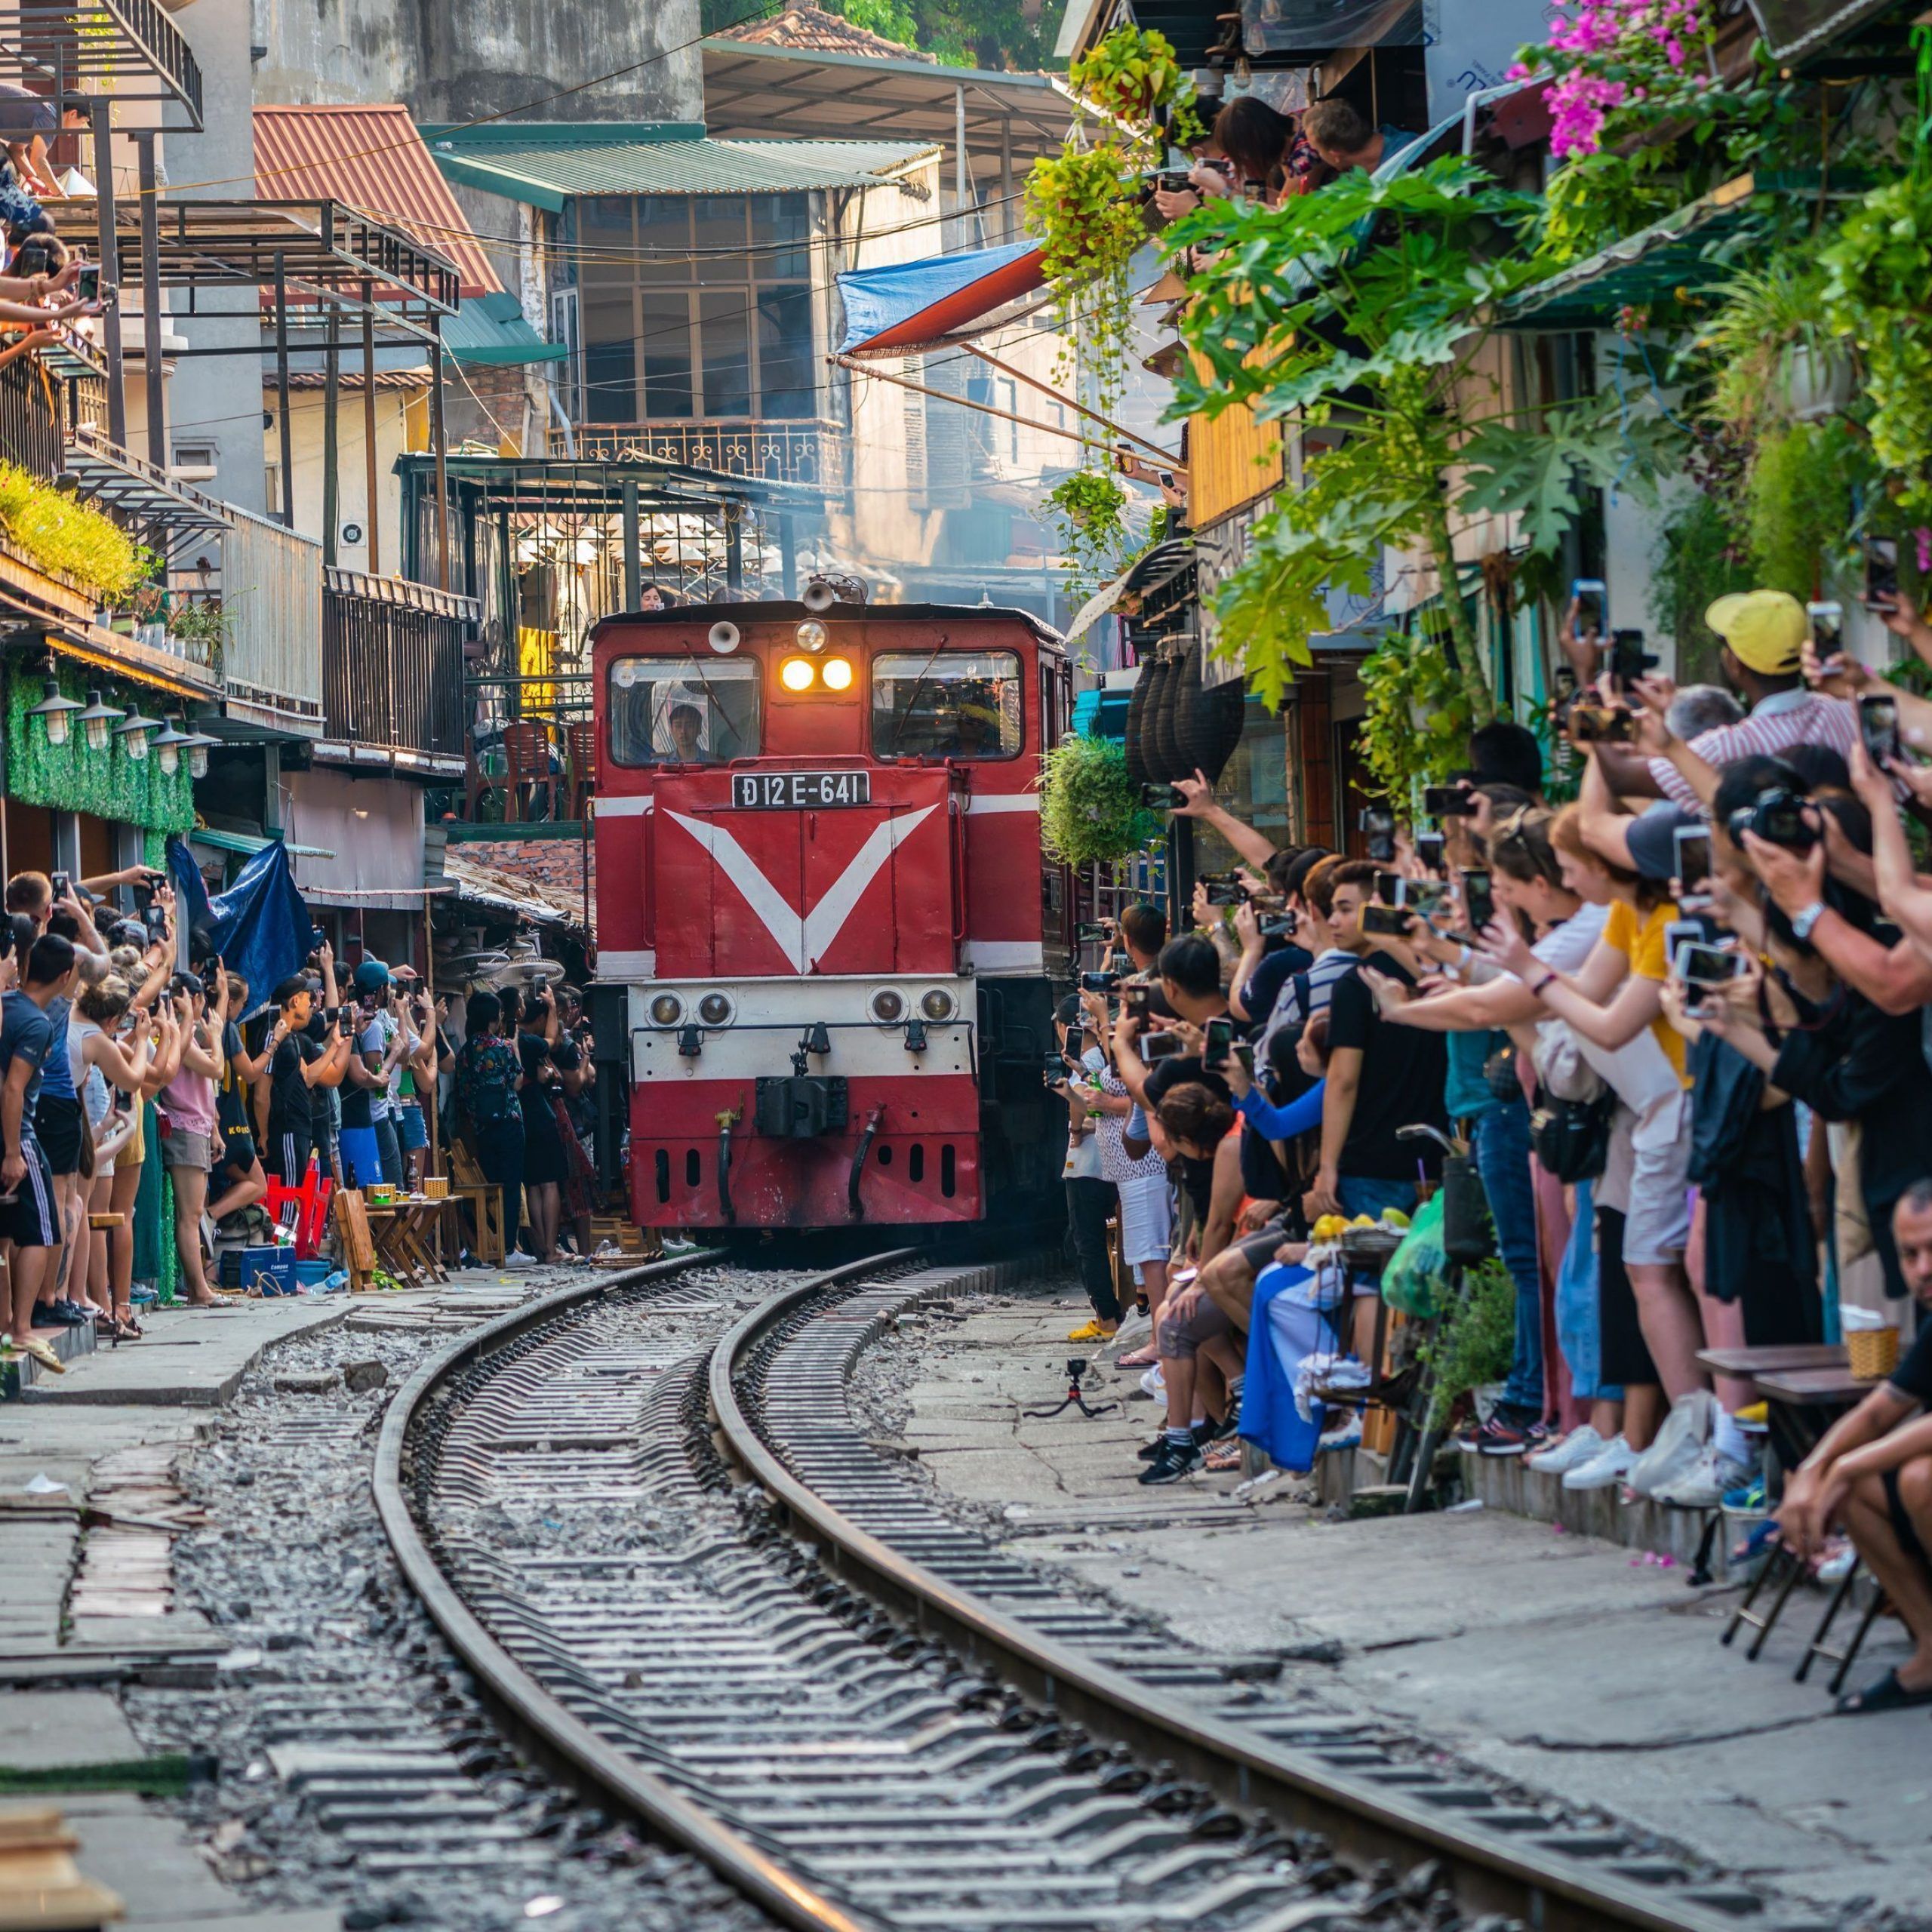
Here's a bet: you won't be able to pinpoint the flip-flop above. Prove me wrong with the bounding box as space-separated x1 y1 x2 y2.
1115 1346 1158 1369
1835 1668 1932 1715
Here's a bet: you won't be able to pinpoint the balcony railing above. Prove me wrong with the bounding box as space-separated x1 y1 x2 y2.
555 418 839 489
218 506 325 736
321 568 476 768
0 349 62 478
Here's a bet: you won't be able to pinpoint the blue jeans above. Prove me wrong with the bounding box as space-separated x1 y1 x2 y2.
1472 1098 1544 1415
1555 1177 1623 1403
1336 1177 1419 1222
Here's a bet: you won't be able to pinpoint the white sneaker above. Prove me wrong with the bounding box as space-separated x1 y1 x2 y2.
502 1251 540 1270
1561 1433 1635 1491
1139 1363 1165 1398
1653 1447 1753 1510
1526 1424 1605 1476
1112 1309 1151 1348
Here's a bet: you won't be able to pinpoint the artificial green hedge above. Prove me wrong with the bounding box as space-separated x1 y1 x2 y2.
5 660 193 832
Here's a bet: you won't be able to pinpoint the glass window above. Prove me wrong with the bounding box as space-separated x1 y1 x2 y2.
871 650 1023 761
756 285 816 420
699 291 752 419
692 194 748 260
609 656 762 767
752 192 811 279
640 289 694 420
583 289 636 423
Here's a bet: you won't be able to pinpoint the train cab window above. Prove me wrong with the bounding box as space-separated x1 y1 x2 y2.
609 656 761 767
871 650 1023 761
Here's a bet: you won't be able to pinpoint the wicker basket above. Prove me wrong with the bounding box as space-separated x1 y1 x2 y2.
421 1176 449 1199
1848 1326 1900 1382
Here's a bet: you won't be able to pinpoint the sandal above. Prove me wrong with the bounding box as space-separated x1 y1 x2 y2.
1835 1668 1932 1716
1202 1438 1242 1472
1116 1346 1158 1369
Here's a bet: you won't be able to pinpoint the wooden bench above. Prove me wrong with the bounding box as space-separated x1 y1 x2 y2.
447 1143 506 1266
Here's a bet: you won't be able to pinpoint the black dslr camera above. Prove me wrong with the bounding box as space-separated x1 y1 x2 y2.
1727 785 1814 853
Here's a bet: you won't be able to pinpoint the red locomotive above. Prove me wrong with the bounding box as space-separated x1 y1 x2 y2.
589 592 1073 1231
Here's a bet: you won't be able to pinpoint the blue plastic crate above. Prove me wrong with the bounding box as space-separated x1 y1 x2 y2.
220 1245 297 1297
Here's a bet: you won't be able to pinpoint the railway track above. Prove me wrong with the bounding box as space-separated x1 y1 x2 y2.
377 1251 1829 1932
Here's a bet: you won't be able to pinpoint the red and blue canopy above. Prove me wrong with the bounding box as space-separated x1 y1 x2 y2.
836 239 1046 357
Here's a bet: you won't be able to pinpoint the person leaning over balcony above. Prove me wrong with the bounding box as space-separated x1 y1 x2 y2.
1301 98 1417 176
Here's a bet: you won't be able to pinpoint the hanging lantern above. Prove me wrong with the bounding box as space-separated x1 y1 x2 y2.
77 691 125 754
27 676 84 749
181 724 219 780
115 710 161 761
152 715 191 777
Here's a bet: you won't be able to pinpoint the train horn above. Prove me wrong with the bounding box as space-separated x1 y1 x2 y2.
801 578 837 614
707 620 741 654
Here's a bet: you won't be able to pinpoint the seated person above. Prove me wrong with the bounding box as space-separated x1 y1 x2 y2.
928 683 1008 759
1777 1180 1932 1715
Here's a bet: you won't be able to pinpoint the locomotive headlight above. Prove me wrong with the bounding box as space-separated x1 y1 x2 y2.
648 992 684 1027
869 987 905 1024
919 987 955 1022
821 657 854 692
779 655 816 692
697 991 734 1026
795 618 828 653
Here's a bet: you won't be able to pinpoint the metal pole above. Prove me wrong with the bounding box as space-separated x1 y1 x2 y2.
91 106 127 450
955 85 969 248
322 307 340 566
361 284 380 576
273 252 293 528
777 511 796 598
621 475 641 609
1000 120 1014 245
724 503 743 595
135 133 164 466
431 315 449 592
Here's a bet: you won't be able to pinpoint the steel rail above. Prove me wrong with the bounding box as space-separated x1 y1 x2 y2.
374 1247 920 1932
709 1272 1770 1932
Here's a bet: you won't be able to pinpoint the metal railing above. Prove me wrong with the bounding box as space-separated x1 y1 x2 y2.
557 418 839 488
220 506 325 734
322 568 476 758
0 349 63 478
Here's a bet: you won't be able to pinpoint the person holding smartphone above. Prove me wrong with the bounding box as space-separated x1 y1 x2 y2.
1052 994 1121 1343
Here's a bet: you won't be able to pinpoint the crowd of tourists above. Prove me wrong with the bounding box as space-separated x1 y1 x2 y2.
1055 585 1932 1717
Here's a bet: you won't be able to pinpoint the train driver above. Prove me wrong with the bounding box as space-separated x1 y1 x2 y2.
930 681 1004 759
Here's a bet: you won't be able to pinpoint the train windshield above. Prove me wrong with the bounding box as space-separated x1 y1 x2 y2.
608 655 761 766
871 651 1023 761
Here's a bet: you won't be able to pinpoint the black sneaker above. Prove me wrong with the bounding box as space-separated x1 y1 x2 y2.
1138 1437 1202 1485
1475 1412 1539 1457
30 1303 67 1328
1137 1421 1216 1461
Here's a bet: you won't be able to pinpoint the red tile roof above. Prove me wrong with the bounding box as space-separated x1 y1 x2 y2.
714 5 932 62
254 104 501 298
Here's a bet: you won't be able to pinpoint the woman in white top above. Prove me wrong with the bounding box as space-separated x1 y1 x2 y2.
69 975 149 1333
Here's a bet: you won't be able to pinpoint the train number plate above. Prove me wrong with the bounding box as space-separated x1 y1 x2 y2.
731 771 872 809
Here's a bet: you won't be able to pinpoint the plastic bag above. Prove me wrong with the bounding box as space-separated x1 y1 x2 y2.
1381 1191 1447 1318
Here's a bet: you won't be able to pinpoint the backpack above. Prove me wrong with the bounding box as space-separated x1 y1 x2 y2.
460 1039 520 1129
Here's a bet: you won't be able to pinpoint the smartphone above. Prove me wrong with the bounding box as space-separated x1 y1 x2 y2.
50 869 69 903
1201 875 1244 907
1569 705 1637 745
1202 1017 1234 1069
1259 912 1297 939
1373 869 1405 906
1109 950 1132 975
1860 692 1901 767
1663 918 1708 971
1359 806 1396 863
1864 537 1900 611
1042 1054 1066 1091
1075 921 1111 943
1672 826 1712 893
1460 867 1494 934
1064 1024 1086 1061
1675 942 1746 991
1405 878 1450 920
1140 1031 1183 1062
1807 600 1844 656
1610 629 1657 684
1125 982 1152 1020
1079 970 1121 992
1416 830 1446 871
1422 786 1474 819
1571 577 1607 636
1232 1042 1254 1077
75 263 100 303
1158 170 1192 192
1359 903 1412 938
144 903 166 939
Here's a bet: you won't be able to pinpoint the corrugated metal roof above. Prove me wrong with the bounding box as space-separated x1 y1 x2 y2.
254 104 502 297
443 290 568 367
424 127 937 212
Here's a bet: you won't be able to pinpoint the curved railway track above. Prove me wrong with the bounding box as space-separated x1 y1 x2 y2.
377 1251 1826 1932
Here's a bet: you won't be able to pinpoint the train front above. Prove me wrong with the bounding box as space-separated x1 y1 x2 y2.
591 600 1054 1230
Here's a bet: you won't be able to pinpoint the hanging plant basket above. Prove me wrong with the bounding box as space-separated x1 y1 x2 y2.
1149 644 1194 785
1038 732 1163 869
1132 653 1175 784
1175 658 1247 787
1780 344 1856 424
1122 662 1153 789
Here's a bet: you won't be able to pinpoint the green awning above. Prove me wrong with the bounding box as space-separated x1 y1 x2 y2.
1503 175 1762 331
443 291 567 368
423 122 935 214
189 826 336 860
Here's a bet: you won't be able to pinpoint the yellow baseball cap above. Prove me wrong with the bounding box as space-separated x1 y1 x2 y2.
1706 589 1806 675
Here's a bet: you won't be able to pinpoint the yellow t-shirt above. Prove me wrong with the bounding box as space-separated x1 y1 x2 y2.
1603 897 1688 1086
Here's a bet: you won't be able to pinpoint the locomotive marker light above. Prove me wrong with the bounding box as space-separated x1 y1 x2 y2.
869 987 906 1025
780 656 817 691
919 988 955 1022
795 617 829 652
649 992 684 1027
697 992 734 1026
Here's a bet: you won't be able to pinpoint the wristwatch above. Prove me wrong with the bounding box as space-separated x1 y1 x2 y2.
1789 901 1827 943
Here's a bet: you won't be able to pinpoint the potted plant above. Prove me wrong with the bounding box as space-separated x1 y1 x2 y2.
1038 731 1162 868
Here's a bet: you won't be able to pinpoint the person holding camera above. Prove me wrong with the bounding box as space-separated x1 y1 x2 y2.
263 974 351 1189
156 972 228 1306
1051 993 1120 1343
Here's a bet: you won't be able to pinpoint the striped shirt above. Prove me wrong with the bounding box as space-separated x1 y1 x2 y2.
1648 688 1856 810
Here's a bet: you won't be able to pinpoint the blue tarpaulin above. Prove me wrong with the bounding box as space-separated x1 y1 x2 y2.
168 835 313 1016
836 239 1044 355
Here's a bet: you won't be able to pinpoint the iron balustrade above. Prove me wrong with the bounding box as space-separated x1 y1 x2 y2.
322 567 476 757
0 349 62 478
559 418 838 488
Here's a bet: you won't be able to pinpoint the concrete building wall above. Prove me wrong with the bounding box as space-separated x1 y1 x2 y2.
248 0 705 122
263 383 418 575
